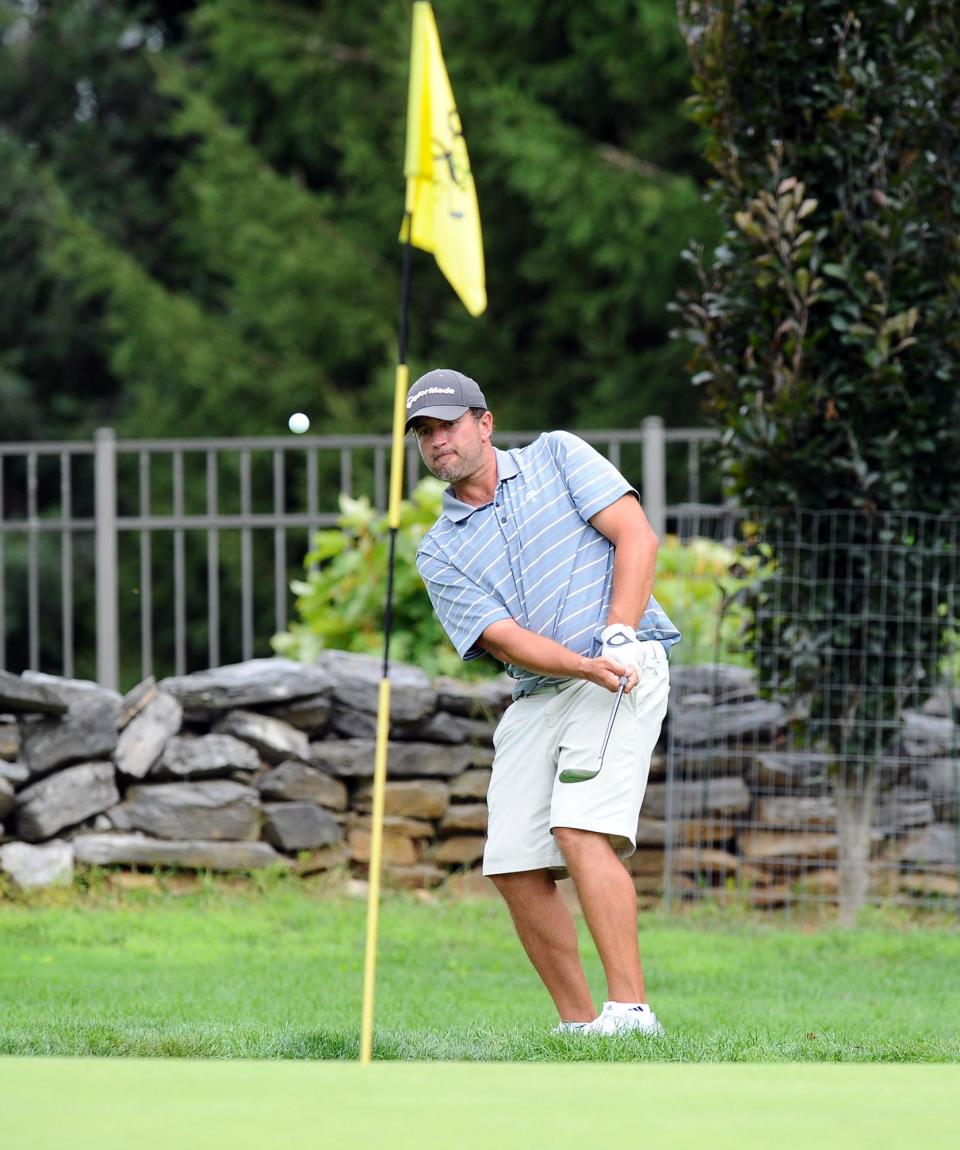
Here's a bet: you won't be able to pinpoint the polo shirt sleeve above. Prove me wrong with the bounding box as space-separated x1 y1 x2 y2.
416 544 513 662
545 430 637 522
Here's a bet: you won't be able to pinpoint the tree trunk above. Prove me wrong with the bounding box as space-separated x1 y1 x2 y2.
833 769 877 926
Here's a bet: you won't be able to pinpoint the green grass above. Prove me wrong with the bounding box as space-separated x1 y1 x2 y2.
1 875 958 1062
4 1060 958 1150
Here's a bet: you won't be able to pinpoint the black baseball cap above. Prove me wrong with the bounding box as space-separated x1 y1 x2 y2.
404 368 487 431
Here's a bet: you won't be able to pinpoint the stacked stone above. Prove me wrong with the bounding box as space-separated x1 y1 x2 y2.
628 665 960 904
0 656 510 892
2 657 957 904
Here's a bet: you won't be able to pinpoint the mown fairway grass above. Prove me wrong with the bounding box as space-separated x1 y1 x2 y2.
1 874 958 1062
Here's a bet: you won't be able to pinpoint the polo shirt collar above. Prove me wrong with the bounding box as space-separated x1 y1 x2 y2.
440 447 519 522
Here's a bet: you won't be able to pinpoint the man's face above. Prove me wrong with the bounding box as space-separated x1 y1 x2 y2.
411 411 491 484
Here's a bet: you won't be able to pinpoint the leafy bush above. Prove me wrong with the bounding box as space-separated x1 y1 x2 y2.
272 478 501 680
653 536 765 668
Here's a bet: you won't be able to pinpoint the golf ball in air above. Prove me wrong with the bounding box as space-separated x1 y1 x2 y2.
288 412 310 434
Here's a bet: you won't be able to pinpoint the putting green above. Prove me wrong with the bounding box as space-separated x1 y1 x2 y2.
4 1058 955 1149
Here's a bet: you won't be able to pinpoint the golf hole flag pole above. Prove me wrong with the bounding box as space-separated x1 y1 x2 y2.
360 0 486 1065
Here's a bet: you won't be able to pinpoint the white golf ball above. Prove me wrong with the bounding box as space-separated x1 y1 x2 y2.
288 412 310 434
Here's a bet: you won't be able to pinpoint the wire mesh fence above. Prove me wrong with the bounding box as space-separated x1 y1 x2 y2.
658 509 960 917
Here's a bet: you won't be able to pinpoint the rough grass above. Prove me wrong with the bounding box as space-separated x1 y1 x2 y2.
1 871 958 1062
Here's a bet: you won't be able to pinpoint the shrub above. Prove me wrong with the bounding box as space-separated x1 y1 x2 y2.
272 478 501 681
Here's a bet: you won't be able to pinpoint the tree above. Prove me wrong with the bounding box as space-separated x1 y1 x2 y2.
0 0 717 443
673 1 960 920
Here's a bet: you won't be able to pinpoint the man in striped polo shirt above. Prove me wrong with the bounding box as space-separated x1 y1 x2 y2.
408 368 680 1036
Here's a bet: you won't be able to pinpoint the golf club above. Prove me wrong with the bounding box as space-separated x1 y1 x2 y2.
558 673 629 783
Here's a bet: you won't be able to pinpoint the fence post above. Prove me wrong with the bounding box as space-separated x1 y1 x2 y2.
642 415 666 538
95 428 119 691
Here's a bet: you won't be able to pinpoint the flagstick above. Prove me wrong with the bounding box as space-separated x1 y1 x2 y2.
359 224 413 1065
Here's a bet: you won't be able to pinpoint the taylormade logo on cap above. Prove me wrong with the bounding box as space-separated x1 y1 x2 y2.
404 369 487 430
406 386 457 409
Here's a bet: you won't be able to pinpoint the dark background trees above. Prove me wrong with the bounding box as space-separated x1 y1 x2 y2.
0 0 717 443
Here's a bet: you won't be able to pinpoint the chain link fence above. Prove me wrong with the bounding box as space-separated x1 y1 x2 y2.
659 509 960 916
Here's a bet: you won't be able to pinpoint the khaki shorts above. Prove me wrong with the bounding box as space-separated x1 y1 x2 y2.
482 641 670 877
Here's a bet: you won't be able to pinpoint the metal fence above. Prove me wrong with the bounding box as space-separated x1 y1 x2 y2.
0 420 725 690
660 509 960 915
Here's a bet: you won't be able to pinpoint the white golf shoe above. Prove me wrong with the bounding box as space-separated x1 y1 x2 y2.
551 1020 590 1035
584 1001 665 1037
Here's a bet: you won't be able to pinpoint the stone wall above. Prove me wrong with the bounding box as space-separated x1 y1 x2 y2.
1 655 957 903
0 654 509 892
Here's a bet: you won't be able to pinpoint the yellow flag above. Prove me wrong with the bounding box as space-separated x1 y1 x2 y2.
402 2 486 316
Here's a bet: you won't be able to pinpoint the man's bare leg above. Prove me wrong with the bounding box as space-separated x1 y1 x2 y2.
552 827 646 1003
490 868 596 1021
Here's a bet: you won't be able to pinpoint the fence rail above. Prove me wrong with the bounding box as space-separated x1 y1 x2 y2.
0 420 726 689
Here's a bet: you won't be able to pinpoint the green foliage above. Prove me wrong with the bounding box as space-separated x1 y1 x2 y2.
2 886 960 1061
272 477 499 681
673 3 960 758
0 0 717 442
652 536 768 668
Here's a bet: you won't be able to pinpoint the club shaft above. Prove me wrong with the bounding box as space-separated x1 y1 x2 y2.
597 675 629 768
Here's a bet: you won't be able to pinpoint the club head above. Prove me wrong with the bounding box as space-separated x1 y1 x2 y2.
558 765 600 784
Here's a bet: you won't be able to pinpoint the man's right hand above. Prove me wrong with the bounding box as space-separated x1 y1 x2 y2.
577 655 636 694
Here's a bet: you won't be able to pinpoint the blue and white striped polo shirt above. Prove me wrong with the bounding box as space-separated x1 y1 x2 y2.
416 431 681 697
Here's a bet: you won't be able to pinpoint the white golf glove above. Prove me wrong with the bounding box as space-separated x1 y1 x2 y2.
600 624 646 674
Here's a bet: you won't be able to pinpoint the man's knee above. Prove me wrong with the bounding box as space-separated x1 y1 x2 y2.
553 826 613 860
489 868 553 900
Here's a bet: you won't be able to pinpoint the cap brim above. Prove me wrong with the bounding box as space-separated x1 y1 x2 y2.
405 404 470 430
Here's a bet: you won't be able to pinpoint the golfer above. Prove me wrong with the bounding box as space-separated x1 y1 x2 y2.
408 367 680 1035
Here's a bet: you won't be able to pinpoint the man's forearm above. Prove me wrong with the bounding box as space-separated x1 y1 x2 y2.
478 619 588 679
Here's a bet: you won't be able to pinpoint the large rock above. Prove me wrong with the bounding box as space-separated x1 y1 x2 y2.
15 762 120 842
925 760 959 821
73 832 288 871
668 664 757 703
315 650 437 722
0 776 14 820
739 830 839 867
347 813 435 839
354 780 449 819
114 692 183 779
113 781 260 841
263 695 332 734
449 769 491 801
0 839 74 889
747 751 831 793
0 761 29 787
311 738 491 779
439 804 487 833
0 721 20 761
888 824 958 873
257 760 348 810
902 711 959 758
160 734 261 779
326 703 496 745
872 789 935 833
261 802 344 852
756 796 837 827
159 658 334 714
433 675 514 718
214 710 309 764
670 700 787 748
0 670 68 716
671 748 754 779
18 681 121 778
116 677 158 732
430 835 486 865
348 828 419 866
641 777 751 820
